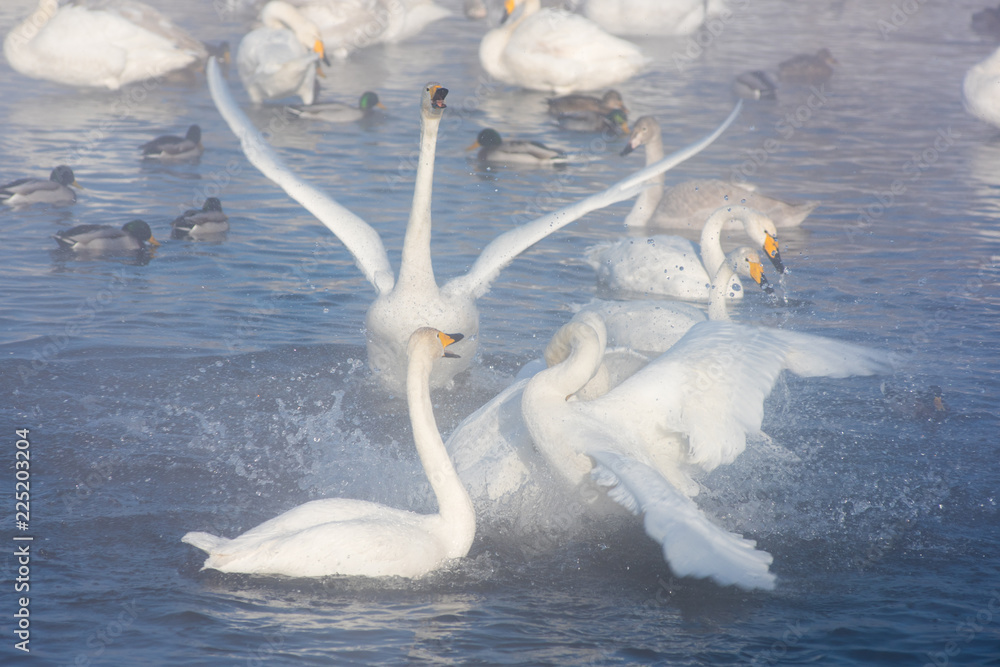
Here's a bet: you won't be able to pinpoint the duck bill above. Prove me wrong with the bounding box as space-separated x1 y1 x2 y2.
72 180 85 190
439 331 464 357
464 140 481 151
148 235 161 248
763 233 785 273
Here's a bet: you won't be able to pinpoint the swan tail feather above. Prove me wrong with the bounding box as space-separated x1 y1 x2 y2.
446 100 743 299
589 450 776 591
205 58 394 294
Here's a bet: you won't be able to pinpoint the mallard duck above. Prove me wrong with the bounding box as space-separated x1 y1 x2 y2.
778 48 837 85
555 108 629 135
54 220 159 252
3 0 209 90
0 165 81 206
171 198 230 238
547 89 628 116
468 128 568 166
287 91 384 123
140 125 204 162
732 70 777 100
237 0 329 105
479 0 648 94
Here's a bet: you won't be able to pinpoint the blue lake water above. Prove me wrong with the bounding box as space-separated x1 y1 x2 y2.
2 0 1000 664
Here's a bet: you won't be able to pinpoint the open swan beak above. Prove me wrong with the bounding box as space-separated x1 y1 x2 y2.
439 332 464 357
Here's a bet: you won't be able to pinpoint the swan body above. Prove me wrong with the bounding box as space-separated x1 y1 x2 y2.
290 0 450 59
1 165 80 206
586 205 784 302
3 0 208 90
182 328 476 578
479 0 648 94
171 198 229 239
622 116 817 229
778 48 837 85
964 46 1000 128
468 128 568 166
206 56 743 391
583 0 728 37
237 1 327 105
140 125 204 162
54 219 158 252
287 91 383 123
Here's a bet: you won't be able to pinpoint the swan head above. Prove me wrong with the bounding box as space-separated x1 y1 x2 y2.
408 327 464 360
260 1 329 65
728 246 773 294
620 116 660 156
421 83 448 120
715 205 785 275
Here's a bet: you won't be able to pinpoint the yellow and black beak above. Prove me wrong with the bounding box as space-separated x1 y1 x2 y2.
763 233 785 274
314 39 330 67
439 331 464 357
501 0 516 23
430 85 448 110
749 258 773 294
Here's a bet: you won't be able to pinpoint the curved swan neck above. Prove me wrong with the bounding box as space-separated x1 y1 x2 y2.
407 336 475 556
397 109 442 292
540 321 606 399
624 122 665 228
707 261 736 321
261 1 316 45
699 207 741 278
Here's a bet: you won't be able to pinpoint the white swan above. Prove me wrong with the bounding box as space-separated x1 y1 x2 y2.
182 327 476 578
964 45 1000 129
479 0 648 94
289 0 450 60
237 0 328 105
621 116 817 230
206 56 743 392
585 205 784 302
3 0 208 90
582 0 729 37
445 247 771 544
518 305 893 588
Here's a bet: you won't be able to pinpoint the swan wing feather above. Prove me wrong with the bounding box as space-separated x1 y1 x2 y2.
206 57 394 293
589 450 776 590
447 101 742 299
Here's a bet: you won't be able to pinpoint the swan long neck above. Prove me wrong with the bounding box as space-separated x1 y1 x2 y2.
407 339 475 557
396 110 442 294
698 207 738 278
707 261 736 321
624 126 666 228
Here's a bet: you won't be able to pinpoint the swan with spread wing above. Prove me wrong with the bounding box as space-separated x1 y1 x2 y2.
206 57 742 392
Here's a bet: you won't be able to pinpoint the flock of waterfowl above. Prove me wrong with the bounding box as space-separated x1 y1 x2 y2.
1 0 980 591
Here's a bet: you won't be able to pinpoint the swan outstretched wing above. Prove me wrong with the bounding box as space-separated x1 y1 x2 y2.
589 450 776 591
447 101 743 299
206 58 394 293
607 321 893 471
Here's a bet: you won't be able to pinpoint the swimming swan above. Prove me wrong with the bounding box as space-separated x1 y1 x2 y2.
237 0 329 105
582 0 728 37
479 0 648 94
206 56 743 392
622 116 816 230
3 0 208 90
964 45 1000 129
585 205 784 301
181 327 476 578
